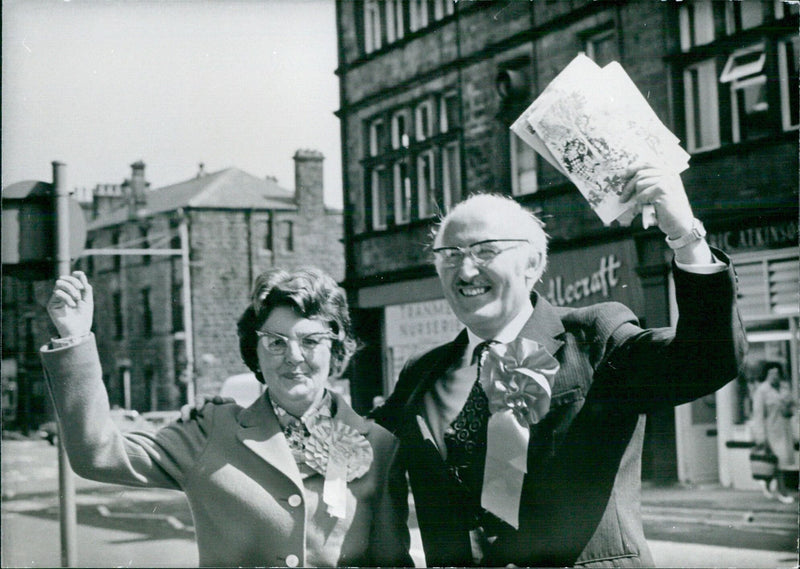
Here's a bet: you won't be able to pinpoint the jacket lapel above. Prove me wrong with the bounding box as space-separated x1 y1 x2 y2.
236 394 304 490
520 292 566 357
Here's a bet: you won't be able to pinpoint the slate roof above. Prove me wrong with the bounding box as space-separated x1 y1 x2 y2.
88 167 297 229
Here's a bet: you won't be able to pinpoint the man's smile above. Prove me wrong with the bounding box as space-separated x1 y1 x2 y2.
458 283 491 297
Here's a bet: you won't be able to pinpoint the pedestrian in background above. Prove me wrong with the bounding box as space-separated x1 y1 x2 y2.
752 360 798 504
371 164 746 567
41 268 411 568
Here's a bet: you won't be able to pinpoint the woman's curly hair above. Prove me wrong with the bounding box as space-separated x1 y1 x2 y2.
237 267 357 383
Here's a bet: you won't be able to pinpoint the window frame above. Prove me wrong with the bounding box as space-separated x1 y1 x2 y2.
415 99 434 141
364 0 383 54
683 58 721 152
510 132 538 196
386 0 405 44
393 160 412 224
778 34 800 131
371 166 389 230
679 0 715 52
409 0 429 33
416 149 437 219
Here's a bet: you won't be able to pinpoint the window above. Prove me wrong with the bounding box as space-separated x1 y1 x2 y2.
721 44 769 143
113 291 124 340
363 91 461 231
171 281 184 333
371 167 390 230
364 0 382 54
391 110 410 149
584 27 618 67
683 59 721 152
409 0 429 32
433 0 454 21
142 288 152 337
775 0 800 19
112 231 121 271
778 35 800 131
393 160 412 224
511 133 538 196
440 92 459 133
415 99 434 141
263 219 273 252
386 0 405 43
417 150 437 218
369 118 386 156
140 226 150 265
725 0 764 35
280 221 294 252
442 142 461 212
679 0 716 51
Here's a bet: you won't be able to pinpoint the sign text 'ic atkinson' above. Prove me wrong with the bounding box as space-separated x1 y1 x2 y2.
544 254 622 307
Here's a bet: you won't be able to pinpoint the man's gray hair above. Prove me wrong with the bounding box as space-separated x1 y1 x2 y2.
433 193 549 283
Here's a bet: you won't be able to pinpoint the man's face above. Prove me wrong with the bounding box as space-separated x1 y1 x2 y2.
434 207 538 339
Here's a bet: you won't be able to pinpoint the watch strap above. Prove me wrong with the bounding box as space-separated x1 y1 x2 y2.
666 218 706 250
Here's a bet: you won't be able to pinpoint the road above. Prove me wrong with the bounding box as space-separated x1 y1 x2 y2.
2 438 797 568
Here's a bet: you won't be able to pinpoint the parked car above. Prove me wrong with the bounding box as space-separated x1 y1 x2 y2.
39 408 155 445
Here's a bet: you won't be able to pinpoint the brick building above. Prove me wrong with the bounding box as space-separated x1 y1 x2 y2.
2 150 343 431
335 0 798 485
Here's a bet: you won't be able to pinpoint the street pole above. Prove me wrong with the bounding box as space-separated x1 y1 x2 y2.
179 211 195 405
53 161 78 567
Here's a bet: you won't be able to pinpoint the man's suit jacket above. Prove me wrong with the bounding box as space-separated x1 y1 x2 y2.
40 334 411 568
373 257 746 567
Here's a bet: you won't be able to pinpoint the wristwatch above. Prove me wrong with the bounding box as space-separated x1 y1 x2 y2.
665 218 706 250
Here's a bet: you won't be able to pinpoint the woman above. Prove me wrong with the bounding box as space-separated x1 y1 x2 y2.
41 268 411 567
751 361 797 504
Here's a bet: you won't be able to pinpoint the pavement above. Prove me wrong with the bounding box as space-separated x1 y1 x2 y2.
641 481 798 532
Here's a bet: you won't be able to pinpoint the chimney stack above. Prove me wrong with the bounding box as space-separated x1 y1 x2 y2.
293 149 324 217
127 160 149 218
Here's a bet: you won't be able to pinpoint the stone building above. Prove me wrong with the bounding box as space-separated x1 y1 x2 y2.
334 0 798 486
2 150 343 430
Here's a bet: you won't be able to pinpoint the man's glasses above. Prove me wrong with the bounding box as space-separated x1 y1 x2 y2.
255 330 335 356
432 239 529 268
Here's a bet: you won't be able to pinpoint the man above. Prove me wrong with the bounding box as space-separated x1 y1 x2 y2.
371 165 746 567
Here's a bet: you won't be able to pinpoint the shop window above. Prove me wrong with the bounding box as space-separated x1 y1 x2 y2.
386 0 405 43
364 0 382 54
415 99 434 141
393 160 412 224
511 132 538 196
778 35 800 131
683 59 721 152
417 150 437 218
409 0 429 32
720 44 769 143
391 110 410 149
370 166 390 230
725 0 764 34
442 142 461 212
142 288 152 337
440 92 460 133
679 0 717 51
584 27 618 67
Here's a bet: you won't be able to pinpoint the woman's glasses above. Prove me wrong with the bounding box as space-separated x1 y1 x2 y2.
255 329 335 356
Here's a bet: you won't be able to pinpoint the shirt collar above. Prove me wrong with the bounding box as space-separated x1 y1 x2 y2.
268 389 333 430
464 301 534 364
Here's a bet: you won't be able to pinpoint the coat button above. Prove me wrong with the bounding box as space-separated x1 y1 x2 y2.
287 494 302 507
285 554 299 567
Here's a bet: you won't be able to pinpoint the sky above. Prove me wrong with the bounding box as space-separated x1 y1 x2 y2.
2 0 344 208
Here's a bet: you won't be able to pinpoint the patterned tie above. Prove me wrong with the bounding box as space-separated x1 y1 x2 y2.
443 342 499 526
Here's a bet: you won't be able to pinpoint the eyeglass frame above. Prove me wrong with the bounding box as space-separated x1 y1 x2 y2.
432 239 530 268
255 329 336 357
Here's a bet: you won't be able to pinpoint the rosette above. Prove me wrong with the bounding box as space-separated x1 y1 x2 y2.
479 336 560 529
480 336 560 427
303 417 373 518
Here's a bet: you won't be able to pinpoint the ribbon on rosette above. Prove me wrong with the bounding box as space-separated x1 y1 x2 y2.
304 418 373 518
478 336 560 529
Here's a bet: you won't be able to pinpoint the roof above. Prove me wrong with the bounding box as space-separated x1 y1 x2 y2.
88 167 297 229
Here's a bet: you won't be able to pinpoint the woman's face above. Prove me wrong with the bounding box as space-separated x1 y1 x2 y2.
257 305 333 417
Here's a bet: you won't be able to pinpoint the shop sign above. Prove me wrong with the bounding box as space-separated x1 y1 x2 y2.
707 221 797 253
536 240 641 311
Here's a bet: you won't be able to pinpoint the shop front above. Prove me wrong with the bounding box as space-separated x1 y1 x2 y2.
673 217 799 489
